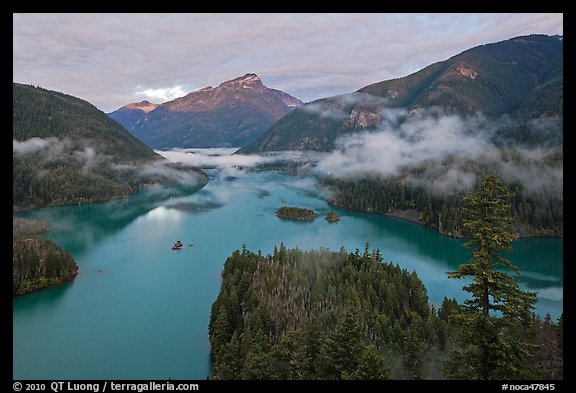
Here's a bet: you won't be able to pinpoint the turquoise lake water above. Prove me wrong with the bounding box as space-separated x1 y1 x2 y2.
13 169 563 379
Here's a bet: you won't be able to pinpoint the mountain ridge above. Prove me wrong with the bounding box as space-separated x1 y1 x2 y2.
241 34 562 153
109 73 302 149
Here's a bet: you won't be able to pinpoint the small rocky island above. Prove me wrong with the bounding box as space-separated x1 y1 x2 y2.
325 211 340 223
275 206 318 221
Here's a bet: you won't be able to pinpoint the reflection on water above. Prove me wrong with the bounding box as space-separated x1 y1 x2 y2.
536 286 563 301
18 183 205 257
13 281 74 310
13 169 563 379
256 189 271 199
166 201 224 213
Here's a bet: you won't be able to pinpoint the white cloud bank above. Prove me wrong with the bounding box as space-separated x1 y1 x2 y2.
13 136 207 188
156 148 324 169
314 108 493 178
314 107 562 195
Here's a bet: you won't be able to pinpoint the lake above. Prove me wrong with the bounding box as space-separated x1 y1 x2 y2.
13 167 563 379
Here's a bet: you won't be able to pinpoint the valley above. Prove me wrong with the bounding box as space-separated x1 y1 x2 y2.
13 23 563 381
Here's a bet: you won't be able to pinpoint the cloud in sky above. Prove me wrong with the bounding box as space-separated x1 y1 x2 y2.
135 85 187 102
13 13 563 112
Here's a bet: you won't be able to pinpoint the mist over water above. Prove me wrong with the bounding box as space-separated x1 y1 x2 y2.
13 149 562 379
158 103 563 199
13 136 208 188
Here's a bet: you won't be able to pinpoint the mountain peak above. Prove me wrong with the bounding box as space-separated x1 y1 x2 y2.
123 100 158 113
237 73 260 82
108 100 160 131
220 73 263 88
112 73 301 149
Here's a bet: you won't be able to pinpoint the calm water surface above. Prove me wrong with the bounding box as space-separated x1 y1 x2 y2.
13 169 563 379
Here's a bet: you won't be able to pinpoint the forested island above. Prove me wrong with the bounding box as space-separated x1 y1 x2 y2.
210 244 441 379
13 217 78 296
275 206 318 221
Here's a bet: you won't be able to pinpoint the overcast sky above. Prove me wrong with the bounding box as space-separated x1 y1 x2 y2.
13 13 563 113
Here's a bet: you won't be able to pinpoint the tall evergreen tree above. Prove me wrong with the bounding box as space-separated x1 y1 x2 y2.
319 312 363 379
212 332 242 379
445 174 538 380
345 344 389 380
302 319 323 378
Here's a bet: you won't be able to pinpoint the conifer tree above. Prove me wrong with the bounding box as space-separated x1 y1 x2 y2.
445 174 538 380
319 312 363 379
345 344 389 380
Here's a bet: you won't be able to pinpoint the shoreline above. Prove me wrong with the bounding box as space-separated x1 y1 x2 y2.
13 173 210 214
326 200 563 240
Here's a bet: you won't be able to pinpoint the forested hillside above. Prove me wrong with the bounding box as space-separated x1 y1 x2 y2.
13 84 156 160
242 35 562 153
238 35 562 238
320 158 563 238
13 83 207 211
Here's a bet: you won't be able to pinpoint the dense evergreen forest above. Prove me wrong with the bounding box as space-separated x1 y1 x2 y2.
319 153 562 238
209 244 562 379
13 217 78 295
13 83 156 160
209 244 449 379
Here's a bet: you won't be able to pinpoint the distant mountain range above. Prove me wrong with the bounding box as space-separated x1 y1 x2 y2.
241 34 562 153
13 83 206 211
109 73 302 149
